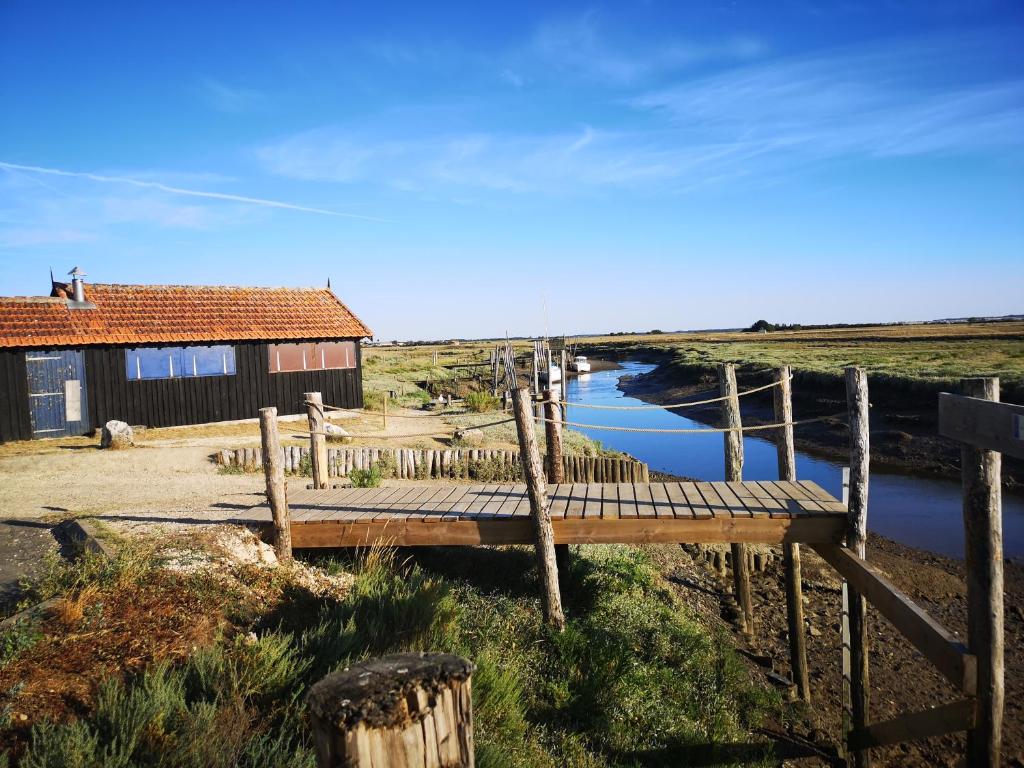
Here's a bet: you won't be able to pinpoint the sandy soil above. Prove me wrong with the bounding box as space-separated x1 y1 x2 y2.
0 406 461 523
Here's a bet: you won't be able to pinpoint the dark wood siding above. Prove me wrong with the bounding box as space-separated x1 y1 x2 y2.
85 340 363 431
0 350 31 442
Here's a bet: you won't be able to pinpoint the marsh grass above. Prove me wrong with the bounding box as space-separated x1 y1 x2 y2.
9 541 780 767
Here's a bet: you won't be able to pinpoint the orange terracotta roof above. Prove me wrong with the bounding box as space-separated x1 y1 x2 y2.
0 284 372 349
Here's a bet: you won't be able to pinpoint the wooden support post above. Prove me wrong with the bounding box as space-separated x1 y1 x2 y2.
845 366 871 768
259 407 292 562
773 366 809 701
960 377 1004 768
543 388 571 577
511 386 565 631
307 653 475 768
305 391 329 490
719 363 753 635
383 391 388 430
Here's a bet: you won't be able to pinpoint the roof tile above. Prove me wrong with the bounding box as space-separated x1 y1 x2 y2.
0 284 372 349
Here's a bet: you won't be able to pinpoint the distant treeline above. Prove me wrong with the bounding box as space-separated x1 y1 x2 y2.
744 316 1024 333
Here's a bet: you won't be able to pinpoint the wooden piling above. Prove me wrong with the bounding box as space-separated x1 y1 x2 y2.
960 377 1004 768
511 386 565 631
845 367 871 768
259 407 292 562
305 392 329 490
719 363 753 635
543 388 570 576
307 653 475 768
774 366 809 701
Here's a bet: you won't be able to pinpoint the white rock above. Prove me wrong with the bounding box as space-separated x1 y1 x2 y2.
100 420 134 449
323 422 352 443
455 428 484 446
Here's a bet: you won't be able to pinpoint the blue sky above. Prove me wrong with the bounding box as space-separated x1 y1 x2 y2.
1 1 1022 340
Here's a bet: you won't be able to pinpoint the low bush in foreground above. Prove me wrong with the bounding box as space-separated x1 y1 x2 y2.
4 542 781 767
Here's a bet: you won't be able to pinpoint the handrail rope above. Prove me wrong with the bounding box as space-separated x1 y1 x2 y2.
309 401 469 419
295 416 515 440
559 376 791 410
532 411 846 434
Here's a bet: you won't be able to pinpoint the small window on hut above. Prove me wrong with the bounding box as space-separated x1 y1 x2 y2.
269 341 355 373
125 345 236 380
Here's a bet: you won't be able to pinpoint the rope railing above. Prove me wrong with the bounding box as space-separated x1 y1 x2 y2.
533 411 845 434
308 400 469 419
559 376 791 410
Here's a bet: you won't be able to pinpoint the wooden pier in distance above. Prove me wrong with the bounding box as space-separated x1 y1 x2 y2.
255 480 848 549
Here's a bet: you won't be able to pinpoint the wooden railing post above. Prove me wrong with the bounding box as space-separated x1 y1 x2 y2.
719 363 753 636
774 365 809 702
845 367 871 768
305 391 329 490
259 406 292 562
960 377 1004 768
307 653 475 768
543 388 570 575
511 386 565 631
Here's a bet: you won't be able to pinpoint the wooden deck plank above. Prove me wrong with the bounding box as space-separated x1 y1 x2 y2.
601 483 619 519
696 482 731 518
417 486 461 521
583 484 602 519
479 484 513 518
681 482 712 519
549 484 572 519
498 484 527 516
750 481 799 518
565 483 587 519
617 483 639 518
634 483 659 519
741 481 789 519
647 481 675 519
798 480 847 512
716 482 751 518
727 481 773 518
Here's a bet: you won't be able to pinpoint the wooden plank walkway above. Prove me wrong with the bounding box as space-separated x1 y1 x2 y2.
261 480 848 548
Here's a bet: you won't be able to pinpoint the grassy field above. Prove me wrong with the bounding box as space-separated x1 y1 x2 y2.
1 536 783 767
575 321 1024 390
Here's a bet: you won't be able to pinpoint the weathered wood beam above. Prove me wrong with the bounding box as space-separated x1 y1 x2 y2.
259 406 292 562
305 391 329 489
959 378 1005 768
774 364 809 703
511 386 565 632
812 543 976 695
939 391 1024 459
844 366 871 768
543 388 571 576
719 362 753 636
847 699 976 752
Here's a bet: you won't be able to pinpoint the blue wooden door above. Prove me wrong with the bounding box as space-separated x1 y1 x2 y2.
25 349 89 438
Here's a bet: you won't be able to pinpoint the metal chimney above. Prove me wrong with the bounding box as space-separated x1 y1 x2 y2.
68 266 86 303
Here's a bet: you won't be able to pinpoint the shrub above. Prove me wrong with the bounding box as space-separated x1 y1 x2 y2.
349 465 382 488
465 391 499 413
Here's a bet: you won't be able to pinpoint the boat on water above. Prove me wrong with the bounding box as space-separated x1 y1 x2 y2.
569 355 591 373
541 364 562 384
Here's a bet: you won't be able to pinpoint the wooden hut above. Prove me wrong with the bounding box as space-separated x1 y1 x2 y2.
0 270 371 441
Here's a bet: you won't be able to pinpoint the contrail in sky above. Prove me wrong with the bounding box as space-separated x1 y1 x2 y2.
0 160 385 221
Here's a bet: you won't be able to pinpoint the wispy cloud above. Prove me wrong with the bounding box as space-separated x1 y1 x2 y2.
529 11 765 85
197 78 265 113
0 161 385 220
633 34 1024 159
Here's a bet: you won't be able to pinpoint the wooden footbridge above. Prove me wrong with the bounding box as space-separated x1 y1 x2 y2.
277 480 847 549
250 360 1016 767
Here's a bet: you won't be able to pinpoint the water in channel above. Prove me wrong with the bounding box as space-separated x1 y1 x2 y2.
562 361 1024 560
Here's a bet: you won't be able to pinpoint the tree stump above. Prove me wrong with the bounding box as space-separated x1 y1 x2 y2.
307 653 476 768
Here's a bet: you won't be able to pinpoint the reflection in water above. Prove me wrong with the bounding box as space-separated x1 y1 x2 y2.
564 362 1024 559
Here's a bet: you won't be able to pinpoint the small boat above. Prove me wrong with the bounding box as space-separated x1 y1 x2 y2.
570 355 591 373
541 364 562 384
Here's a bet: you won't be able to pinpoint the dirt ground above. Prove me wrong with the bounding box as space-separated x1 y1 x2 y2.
662 536 1024 767
0 406 463 523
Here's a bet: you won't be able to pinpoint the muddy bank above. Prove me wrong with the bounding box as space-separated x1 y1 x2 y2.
658 530 1024 766
615 359 1023 489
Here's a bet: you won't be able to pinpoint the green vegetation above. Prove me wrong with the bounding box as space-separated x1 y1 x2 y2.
349 465 383 488
6 543 782 767
465 390 500 413
580 322 1024 395
0 620 42 668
